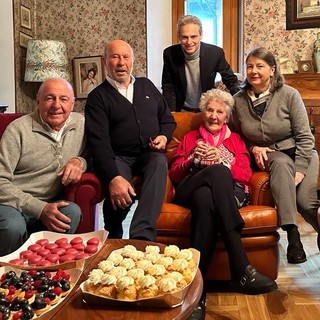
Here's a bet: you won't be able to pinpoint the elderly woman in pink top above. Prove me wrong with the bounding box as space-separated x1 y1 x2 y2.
169 89 277 319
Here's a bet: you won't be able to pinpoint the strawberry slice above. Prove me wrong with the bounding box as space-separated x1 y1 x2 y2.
13 311 23 320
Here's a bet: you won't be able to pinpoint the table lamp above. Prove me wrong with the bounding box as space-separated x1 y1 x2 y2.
24 40 70 82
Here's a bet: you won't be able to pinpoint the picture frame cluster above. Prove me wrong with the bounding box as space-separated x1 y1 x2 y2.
19 4 33 48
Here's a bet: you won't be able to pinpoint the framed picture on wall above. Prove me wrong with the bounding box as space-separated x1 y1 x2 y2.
20 5 31 30
19 32 32 48
286 0 320 30
73 56 104 99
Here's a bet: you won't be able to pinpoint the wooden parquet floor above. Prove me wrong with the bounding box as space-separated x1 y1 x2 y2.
204 215 320 320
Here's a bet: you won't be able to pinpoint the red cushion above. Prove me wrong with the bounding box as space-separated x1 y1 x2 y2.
0 113 25 138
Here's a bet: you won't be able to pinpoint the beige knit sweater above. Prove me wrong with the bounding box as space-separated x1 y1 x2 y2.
0 111 87 218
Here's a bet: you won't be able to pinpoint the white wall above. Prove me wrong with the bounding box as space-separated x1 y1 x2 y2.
146 0 172 91
0 0 15 112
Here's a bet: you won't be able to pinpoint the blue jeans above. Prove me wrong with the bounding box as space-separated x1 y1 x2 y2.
0 201 81 256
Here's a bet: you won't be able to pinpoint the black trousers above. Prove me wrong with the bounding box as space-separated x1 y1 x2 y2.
174 165 249 281
103 152 167 241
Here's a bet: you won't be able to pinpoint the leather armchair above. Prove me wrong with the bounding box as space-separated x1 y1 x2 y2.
152 112 279 280
0 113 103 234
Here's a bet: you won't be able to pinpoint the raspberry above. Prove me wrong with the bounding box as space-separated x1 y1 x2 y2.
24 289 34 300
33 279 42 290
52 287 62 296
8 285 16 295
28 269 37 278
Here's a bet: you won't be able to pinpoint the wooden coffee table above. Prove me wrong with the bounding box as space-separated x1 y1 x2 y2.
49 239 203 320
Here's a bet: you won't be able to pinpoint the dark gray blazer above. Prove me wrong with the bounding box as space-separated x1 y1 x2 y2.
162 42 238 111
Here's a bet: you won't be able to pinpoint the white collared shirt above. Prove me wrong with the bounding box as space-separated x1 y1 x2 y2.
106 74 135 103
40 114 72 142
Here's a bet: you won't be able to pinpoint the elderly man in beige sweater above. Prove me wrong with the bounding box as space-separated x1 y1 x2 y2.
0 78 87 256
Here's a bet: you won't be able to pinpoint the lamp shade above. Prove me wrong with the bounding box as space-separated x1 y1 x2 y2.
24 40 70 82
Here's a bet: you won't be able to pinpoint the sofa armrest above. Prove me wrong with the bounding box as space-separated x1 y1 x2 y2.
63 172 104 233
163 175 174 203
249 171 274 207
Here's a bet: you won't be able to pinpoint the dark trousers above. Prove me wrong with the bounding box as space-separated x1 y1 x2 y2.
103 152 167 241
174 165 249 281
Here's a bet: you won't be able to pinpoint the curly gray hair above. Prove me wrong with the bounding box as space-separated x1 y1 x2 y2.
199 89 234 119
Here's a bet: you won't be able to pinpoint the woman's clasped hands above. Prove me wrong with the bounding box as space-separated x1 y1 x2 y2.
194 141 221 163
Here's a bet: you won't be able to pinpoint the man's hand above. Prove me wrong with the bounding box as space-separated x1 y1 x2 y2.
40 202 71 232
252 146 275 170
149 135 167 151
295 172 305 186
109 176 136 210
57 158 83 185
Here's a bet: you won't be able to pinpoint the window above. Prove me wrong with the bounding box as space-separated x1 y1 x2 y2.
172 0 240 71
185 0 223 47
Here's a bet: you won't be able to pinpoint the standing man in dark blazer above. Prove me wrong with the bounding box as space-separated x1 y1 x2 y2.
162 15 239 112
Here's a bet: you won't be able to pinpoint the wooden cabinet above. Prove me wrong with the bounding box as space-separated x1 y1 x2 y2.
283 73 320 187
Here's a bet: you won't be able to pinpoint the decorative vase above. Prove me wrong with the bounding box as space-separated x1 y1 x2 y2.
314 32 320 73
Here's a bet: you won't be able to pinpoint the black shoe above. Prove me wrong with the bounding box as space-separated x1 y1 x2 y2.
317 233 320 251
287 241 307 264
232 265 278 295
187 298 206 320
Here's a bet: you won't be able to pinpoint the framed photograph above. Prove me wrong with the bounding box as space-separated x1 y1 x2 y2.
20 5 31 30
73 56 104 99
19 32 32 49
298 60 315 74
286 0 320 30
279 57 295 74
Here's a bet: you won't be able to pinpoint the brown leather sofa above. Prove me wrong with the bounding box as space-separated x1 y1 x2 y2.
152 112 280 281
2 112 279 280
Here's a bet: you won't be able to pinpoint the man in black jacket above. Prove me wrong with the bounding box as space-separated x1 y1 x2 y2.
85 40 176 241
162 15 239 112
